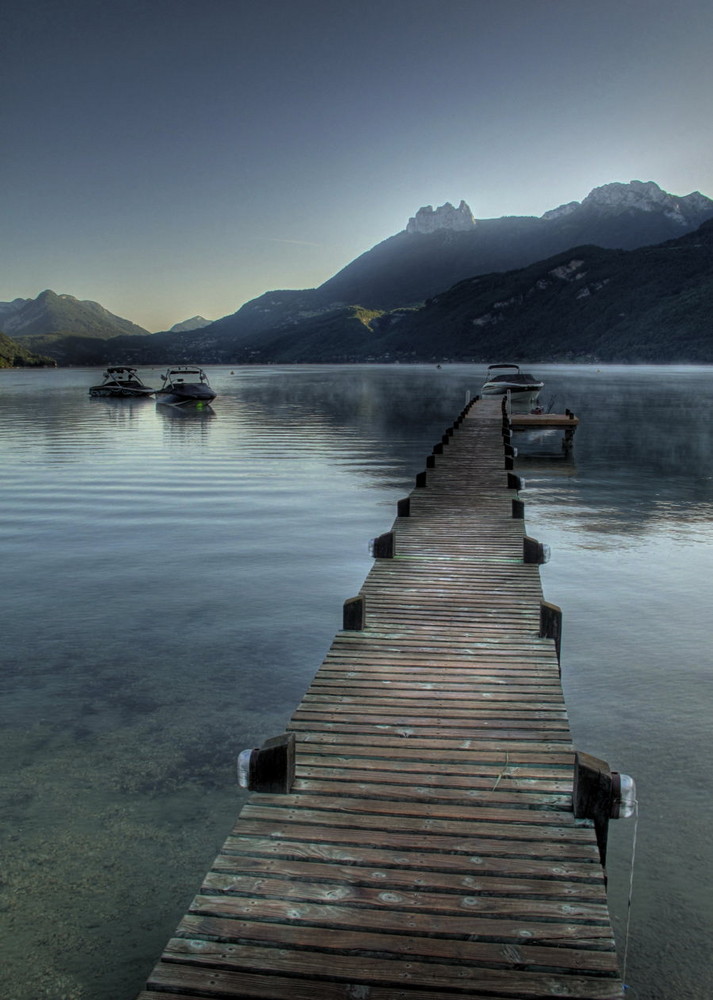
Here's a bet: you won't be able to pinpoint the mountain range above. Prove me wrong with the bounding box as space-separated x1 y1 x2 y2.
2 180 713 366
0 290 150 366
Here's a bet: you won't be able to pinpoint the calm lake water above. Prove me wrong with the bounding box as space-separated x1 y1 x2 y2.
1 364 711 1000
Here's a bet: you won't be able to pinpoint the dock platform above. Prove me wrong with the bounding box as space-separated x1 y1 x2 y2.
509 408 579 456
138 396 623 1000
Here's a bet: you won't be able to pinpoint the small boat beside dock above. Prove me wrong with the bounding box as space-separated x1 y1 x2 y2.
481 363 544 405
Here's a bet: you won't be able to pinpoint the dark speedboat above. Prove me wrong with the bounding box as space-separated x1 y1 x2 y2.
155 366 216 406
481 364 544 404
88 366 155 398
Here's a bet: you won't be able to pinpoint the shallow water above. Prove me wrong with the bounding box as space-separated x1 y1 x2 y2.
1 363 711 999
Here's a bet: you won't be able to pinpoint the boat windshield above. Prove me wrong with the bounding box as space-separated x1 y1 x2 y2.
165 368 205 381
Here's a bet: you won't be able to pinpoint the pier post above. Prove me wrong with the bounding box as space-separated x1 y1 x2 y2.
371 531 395 559
397 497 411 517
237 733 295 794
524 535 549 564
507 472 523 491
573 751 614 866
343 595 366 630
539 600 562 663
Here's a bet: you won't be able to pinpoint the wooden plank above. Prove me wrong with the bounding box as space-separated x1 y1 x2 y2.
154 941 623 998
510 413 580 428
288 721 573 741
295 734 577 761
185 892 616 948
214 818 600 859
217 836 603 882
295 762 573 791
177 910 619 972
235 803 600 846
201 871 609 920
212 852 609 902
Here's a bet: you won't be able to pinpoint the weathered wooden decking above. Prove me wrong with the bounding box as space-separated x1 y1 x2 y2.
139 396 623 1000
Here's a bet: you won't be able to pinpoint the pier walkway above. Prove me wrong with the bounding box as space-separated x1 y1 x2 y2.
139 396 624 1000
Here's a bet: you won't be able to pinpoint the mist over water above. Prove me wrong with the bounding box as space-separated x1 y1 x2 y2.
1 364 711 1000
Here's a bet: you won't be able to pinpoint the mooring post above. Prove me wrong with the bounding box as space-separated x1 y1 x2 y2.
539 600 562 665
343 595 366 630
371 531 395 559
237 733 296 794
415 470 427 488
397 497 411 517
507 472 523 491
523 535 550 564
573 751 614 866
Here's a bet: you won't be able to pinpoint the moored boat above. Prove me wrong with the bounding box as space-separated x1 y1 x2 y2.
88 366 155 398
481 363 543 404
155 365 216 406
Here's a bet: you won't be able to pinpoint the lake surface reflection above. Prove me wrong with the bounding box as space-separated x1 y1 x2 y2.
1 364 711 1000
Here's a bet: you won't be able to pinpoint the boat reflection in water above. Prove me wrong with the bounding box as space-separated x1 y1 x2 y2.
156 400 215 419
155 366 217 407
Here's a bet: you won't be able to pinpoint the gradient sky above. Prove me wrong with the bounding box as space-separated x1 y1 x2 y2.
2 0 712 332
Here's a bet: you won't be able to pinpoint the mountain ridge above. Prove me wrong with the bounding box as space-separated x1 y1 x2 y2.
0 289 150 344
311 180 713 310
3 180 712 365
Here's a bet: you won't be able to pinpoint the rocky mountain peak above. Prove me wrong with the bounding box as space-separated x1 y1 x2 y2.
543 180 713 226
406 200 476 234
584 180 674 211
170 315 212 333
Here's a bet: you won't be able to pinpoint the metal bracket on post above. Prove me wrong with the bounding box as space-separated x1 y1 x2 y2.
237 733 296 794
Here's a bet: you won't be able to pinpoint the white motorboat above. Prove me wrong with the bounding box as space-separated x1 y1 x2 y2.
481 364 544 404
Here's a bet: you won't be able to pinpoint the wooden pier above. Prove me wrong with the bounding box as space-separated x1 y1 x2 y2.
138 396 624 1000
